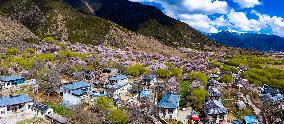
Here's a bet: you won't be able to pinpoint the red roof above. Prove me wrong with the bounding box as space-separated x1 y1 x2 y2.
192 116 199 121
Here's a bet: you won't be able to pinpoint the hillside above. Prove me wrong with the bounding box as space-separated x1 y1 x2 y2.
207 31 284 52
0 0 184 56
0 15 37 40
63 0 220 50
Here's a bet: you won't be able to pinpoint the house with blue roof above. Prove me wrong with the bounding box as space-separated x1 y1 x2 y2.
0 94 33 118
141 74 157 86
106 74 130 97
203 100 228 124
0 75 25 89
243 116 257 124
157 93 180 120
61 81 92 107
109 74 128 84
32 102 54 118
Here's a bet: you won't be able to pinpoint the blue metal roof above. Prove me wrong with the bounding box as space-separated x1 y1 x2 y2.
92 91 108 97
109 74 128 81
63 81 91 91
72 89 85 96
157 93 180 109
0 94 33 107
140 90 151 97
243 116 257 124
0 75 24 82
143 74 156 80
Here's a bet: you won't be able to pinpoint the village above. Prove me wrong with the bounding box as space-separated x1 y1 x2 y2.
0 39 283 124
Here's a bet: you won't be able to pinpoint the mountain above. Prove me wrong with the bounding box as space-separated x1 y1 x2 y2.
63 0 220 50
207 31 284 52
0 0 185 56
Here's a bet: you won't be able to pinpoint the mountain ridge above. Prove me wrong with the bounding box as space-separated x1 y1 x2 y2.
206 31 284 52
63 0 221 50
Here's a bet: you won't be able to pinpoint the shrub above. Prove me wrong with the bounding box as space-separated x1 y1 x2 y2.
127 64 149 76
190 88 207 108
25 48 35 53
156 69 171 78
5 48 19 55
219 74 234 83
43 36 55 42
170 68 183 78
189 71 209 86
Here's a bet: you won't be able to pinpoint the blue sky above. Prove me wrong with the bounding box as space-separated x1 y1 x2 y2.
130 0 284 37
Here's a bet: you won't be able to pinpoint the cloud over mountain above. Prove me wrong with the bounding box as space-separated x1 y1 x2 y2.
130 0 284 37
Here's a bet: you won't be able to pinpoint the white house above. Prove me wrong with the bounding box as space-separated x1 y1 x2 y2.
32 102 53 118
0 75 25 89
61 81 92 107
106 74 130 97
109 74 129 84
203 100 228 124
157 93 180 120
0 94 33 118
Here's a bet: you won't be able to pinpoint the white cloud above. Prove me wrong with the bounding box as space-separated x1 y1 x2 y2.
232 0 262 8
180 14 219 33
182 0 229 14
252 10 284 36
227 10 261 31
211 15 231 28
129 0 284 36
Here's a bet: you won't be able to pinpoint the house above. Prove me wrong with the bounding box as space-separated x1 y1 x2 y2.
102 68 118 75
46 113 67 124
207 87 221 100
0 75 25 89
203 100 228 124
261 84 281 96
141 74 157 86
208 79 220 87
157 93 180 120
61 81 92 107
236 100 246 109
109 74 128 84
106 74 130 97
139 90 151 98
32 102 53 117
209 74 220 80
105 81 130 97
243 116 257 124
0 94 33 118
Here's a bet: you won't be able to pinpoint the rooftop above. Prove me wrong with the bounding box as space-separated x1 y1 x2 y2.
157 93 180 109
142 74 156 80
105 82 128 90
0 94 33 107
63 81 91 91
0 75 24 82
243 116 257 124
208 87 221 97
32 102 50 113
109 74 128 81
46 113 67 124
140 90 151 97
71 89 86 96
203 100 228 115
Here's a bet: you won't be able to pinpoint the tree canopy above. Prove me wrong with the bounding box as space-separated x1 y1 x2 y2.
219 74 234 83
190 88 207 109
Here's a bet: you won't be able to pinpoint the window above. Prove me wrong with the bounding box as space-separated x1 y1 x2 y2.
168 109 174 114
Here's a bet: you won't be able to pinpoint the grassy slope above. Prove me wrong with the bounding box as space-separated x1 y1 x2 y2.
0 0 112 45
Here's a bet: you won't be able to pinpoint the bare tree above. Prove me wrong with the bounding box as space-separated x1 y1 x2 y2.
40 67 61 95
69 106 101 124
